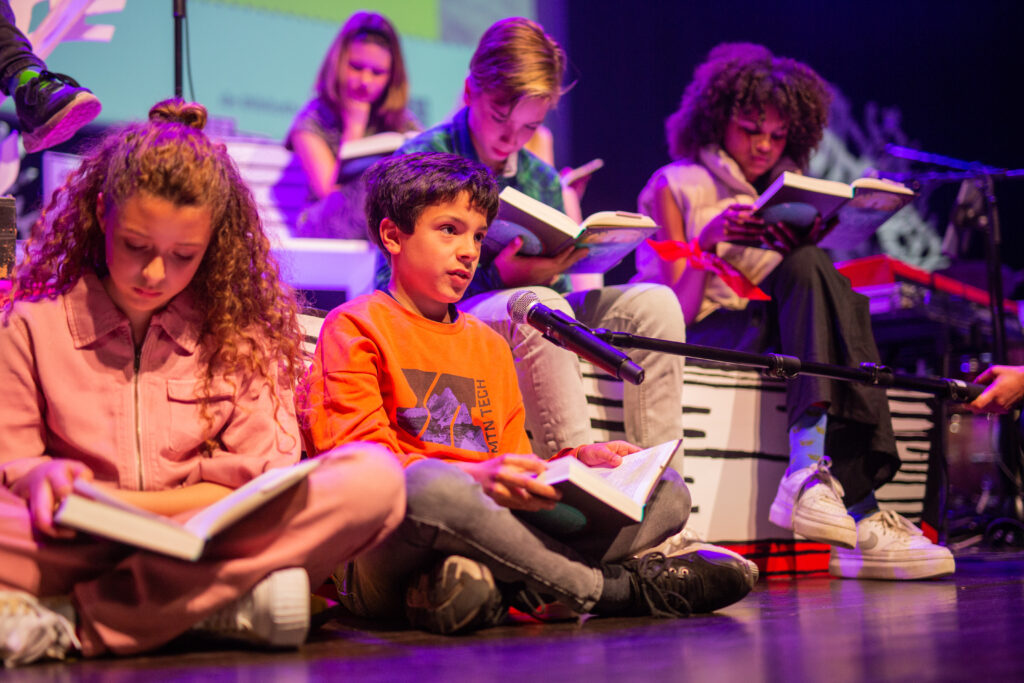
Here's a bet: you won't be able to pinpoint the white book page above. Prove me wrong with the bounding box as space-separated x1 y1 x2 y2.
850 177 914 195
498 186 580 238
753 171 851 211
338 131 411 160
183 459 320 539
71 479 171 521
594 440 680 503
580 210 656 230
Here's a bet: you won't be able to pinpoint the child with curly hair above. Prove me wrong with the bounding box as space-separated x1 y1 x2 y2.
634 43 953 580
0 99 404 666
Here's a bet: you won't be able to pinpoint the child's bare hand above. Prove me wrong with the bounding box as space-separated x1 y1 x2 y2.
703 204 766 247
762 215 835 254
464 454 561 511
806 214 839 246
560 166 593 200
576 440 641 468
494 236 588 287
10 459 94 538
762 221 802 254
759 213 840 254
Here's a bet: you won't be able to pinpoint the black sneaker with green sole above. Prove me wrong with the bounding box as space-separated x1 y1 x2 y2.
14 70 101 153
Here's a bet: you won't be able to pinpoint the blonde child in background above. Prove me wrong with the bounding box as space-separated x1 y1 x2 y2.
287 11 420 240
393 17 686 460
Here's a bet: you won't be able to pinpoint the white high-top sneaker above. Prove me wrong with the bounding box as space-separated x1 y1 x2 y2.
769 456 857 548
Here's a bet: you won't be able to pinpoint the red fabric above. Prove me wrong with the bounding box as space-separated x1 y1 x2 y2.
645 239 770 301
722 539 832 579
836 254 1018 314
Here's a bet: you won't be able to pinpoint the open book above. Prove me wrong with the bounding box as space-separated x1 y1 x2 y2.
54 459 320 561
538 440 682 534
336 131 418 184
753 172 915 250
338 131 417 160
488 187 660 274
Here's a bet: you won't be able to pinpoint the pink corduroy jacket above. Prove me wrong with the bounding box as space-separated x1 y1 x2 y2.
0 272 300 492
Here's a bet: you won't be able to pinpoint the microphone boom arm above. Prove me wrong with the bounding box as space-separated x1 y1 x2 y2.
595 330 982 403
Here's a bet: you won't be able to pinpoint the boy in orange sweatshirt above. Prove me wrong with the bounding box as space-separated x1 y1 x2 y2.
300 152 754 634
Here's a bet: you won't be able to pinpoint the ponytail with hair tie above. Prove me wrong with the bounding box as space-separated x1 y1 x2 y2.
148 98 208 131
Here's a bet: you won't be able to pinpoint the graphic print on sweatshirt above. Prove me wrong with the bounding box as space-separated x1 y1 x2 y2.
396 369 493 452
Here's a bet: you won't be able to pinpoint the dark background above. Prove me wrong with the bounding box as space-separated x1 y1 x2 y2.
542 0 1024 277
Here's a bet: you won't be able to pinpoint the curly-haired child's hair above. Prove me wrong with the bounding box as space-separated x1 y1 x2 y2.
364 152 499 256
315 11 417 134
467 17 568 107
5 98 306 450
665 42 831 168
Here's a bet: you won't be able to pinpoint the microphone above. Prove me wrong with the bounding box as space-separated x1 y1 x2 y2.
507 290 645 385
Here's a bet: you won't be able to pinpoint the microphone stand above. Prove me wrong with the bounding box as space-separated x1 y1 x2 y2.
593 331 981 402
884 146 1024 522
173 0 187 98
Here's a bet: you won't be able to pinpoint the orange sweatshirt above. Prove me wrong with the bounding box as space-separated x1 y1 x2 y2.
301 291 531 466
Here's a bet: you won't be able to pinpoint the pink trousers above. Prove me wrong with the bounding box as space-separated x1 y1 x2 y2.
0 443 405 656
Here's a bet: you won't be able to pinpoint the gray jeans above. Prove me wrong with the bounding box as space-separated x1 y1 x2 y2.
337 458 690 617
460 283 686 458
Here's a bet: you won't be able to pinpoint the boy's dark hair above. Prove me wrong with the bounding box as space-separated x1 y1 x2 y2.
364 152 500 253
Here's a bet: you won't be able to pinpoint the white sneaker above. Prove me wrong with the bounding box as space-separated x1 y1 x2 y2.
193 568 310 647
829 510 956 580
641 528 759 587
769 457 857 548
0 591 80 668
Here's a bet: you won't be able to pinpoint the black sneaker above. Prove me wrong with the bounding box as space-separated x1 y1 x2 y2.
405 555 507 635
622 550 755 617
638 528 760 587
14 71 101 153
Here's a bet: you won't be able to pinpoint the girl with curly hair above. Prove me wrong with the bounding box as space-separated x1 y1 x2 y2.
0 99 404 666
287 11 420 239
634 43 953 581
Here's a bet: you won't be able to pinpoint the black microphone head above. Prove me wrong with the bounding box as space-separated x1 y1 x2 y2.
507 290 539 324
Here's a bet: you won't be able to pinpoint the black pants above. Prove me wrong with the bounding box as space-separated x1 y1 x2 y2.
0 1 45 95
688 245 900 504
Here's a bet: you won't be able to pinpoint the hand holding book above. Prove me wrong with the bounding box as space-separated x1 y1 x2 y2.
703 203 768 247
535 439 683 536
53 459 321 560
459 453 561 512
707 202 838 253
10 458 95 539
751 172 914 250
492 235 589 288
575 440 640 469
489 187 660 275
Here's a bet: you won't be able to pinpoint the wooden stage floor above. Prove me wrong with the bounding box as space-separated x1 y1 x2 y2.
8 555 1024 682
